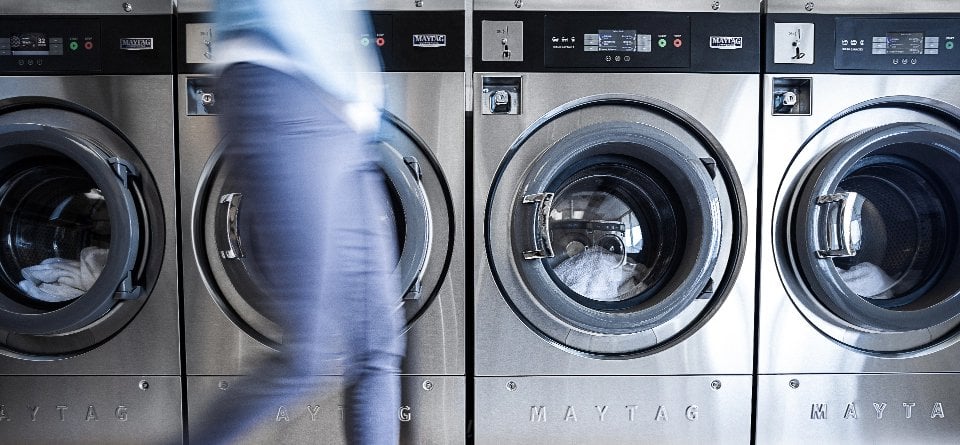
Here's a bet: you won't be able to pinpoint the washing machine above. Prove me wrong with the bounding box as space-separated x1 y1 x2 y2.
757 1 960 443
472 1 758 443
176 1 465 443
0 1 181 444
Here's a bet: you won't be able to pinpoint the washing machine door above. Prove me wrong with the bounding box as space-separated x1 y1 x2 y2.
0 107 162 357
197 112 452 347
783 111 960 353
487 96 745 357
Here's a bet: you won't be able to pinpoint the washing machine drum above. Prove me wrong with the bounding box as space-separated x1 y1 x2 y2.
487 99 745 357
790 122 960 347
0 121 161 357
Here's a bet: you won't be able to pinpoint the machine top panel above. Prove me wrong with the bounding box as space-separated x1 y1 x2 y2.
766 0 960 15
0 15 173 75
0 0 171 15
177 11 464 74
474 11 759 73
176 0 466 13
475 0 759 13
766 14 960 74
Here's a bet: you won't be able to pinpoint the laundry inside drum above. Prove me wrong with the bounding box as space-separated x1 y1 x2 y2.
832 161 948 306
0 165 111 307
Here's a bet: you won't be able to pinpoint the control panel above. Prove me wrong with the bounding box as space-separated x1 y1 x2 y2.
0 19 101 71
543 14 690 69
475 11 759 73
835 18 959 70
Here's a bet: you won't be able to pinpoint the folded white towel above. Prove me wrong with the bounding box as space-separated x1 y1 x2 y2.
554 246 626 302
18 247 109 302
838 261 896 299
21 257 80 286
18 279 85 303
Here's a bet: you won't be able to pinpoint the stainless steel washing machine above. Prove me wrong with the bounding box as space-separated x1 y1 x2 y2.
758 1 960 443
176 2 465 443
0 1 181 444
473 1 758 443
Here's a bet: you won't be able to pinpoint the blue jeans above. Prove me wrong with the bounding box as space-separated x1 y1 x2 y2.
191 63 405 444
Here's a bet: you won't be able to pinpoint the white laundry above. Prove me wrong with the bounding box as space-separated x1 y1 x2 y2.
19 247 109 302
17 280 85 303
553 246 626 302
838 261 896 300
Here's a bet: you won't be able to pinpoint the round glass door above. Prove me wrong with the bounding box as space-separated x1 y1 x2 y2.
0 119 159 358
787 121 960 352
488 99 745 357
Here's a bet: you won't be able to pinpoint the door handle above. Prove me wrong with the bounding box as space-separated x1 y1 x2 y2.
218 192 246 259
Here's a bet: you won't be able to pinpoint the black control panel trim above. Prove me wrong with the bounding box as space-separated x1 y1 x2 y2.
473 11 759 74
765 13 960 74
0 15 172 75
177 11 465 74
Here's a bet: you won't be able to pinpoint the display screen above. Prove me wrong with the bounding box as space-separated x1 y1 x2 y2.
10 32 49 55
584 29 652 53
886 32 924 55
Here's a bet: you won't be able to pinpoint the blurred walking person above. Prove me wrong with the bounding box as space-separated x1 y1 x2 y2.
189 1 405 443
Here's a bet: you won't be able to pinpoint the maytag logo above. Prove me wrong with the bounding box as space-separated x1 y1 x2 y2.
120 38 154 51
709 36 743 50
412 34 446 48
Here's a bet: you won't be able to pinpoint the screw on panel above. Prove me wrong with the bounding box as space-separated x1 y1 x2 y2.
122 2 133 12
138 380 149 391
804 2 815 11
415 0 423 7
789 379 800 389
506 381 518 391
712 1 720 11
710 380 722 390
218 380 230 391
422 380 434 391
514 0 523 8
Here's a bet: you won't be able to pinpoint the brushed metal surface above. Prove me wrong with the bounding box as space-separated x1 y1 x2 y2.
0 0 171 14
766 0 960 14
475 0 758 12
474 375 752 444
758 74 960 374
756 373 960 445
187 375 464 444
0 75 180 376
474 72 758 376
0 376 182 444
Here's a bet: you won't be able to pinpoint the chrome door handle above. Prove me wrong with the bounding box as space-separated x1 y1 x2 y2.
816 191 863 258
522 192 555 260
218 192 246 259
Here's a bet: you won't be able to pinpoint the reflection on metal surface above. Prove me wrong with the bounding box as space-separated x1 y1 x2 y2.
475 376 752 444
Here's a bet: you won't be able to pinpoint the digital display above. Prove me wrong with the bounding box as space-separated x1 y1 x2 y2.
584 29 652 53
886 32 924 55
11 32 49 55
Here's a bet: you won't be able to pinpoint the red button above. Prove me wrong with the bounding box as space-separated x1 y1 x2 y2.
84 41 94 50
376 37 385 47
673 38 682 48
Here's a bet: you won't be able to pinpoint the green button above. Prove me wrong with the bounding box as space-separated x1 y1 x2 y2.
947 41 955 50
69 41 79 50
658 38 667 48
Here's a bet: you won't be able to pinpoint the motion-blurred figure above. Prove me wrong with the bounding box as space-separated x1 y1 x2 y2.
190 1 405 443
